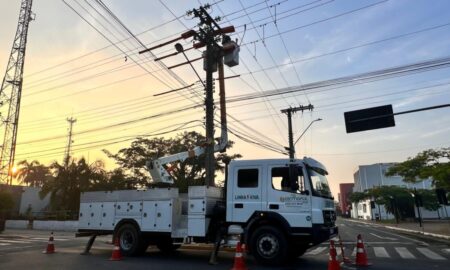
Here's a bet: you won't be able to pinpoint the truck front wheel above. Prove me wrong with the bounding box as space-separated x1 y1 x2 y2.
116 223 145 256
250 225 288 265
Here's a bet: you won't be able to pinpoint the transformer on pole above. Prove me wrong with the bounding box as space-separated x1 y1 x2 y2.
0 0 34 184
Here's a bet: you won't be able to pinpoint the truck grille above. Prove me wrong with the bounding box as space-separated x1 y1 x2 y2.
323 210 336 226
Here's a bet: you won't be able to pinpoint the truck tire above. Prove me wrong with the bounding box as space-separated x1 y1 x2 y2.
250 225 288 265
116 223 144 256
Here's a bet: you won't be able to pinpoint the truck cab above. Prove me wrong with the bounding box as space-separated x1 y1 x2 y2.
226 158 337 264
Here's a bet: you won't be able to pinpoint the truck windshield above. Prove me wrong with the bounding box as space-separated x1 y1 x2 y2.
308 166 332 198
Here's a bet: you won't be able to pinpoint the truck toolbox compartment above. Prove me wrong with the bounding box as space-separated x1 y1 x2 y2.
188 216 209 237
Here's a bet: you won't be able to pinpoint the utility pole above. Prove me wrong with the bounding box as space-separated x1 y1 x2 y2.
0 0 34 185
281 104 314 159
281 104 314 191
139 4 238 187
63 117 76 168
190 7 235 187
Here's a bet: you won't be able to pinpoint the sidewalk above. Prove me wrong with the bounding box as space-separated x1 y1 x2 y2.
346 218 450 240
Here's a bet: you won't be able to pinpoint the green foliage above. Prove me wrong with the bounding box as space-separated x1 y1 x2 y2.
416 189 440 211
386 148 450 190
367 186 415 219
349 191 369 203
0 190 14 216
104 131 242 192
40 158 117 212
16 160 52 187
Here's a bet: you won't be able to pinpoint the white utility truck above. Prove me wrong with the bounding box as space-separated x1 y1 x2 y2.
78 155 337 264
78 42 336 265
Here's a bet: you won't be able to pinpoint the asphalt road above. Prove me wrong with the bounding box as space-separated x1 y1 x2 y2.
0 218 449 270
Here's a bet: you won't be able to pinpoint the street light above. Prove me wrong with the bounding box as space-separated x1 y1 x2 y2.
293 118 322 146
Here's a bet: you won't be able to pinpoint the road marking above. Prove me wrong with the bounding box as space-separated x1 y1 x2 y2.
0 243 11 246
373 247 390 258
320 241 411 245
395 247 416 259
443 248 450 254
0 239 33 244
305 247 327 255
30 237 69 241
351 247 356 256
356 224 429 246
369 233 397 241
0 245 34 251
417 248 446 260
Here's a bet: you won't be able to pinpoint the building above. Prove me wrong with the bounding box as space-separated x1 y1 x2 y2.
350 163 439 220
0 185 50 217
338 183 354 217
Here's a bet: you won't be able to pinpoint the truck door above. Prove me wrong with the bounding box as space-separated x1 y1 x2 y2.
267 165 312 228
228 166 263 223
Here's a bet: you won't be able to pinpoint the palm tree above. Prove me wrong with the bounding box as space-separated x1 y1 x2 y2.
40 158 109 212
16 160 51 187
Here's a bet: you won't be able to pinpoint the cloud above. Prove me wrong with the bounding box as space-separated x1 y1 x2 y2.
420 126 450 138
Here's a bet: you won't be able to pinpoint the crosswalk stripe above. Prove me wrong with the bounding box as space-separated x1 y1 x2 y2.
395 247 416 259
417 248 446 260
306 247 327 255
0 243 11 246
0 239 33 244
373 247 390 258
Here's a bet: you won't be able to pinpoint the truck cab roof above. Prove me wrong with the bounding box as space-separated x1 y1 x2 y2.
230 157 328 173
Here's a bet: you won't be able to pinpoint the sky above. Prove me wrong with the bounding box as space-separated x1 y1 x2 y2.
0 0 449 198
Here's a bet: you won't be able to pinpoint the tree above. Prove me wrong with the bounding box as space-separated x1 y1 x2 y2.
16 160 52 187
349 191 369 203
386 148 450 190
0 190 14 231
0 190 14 216
40 158 109 212
415 189 440 211
104 131 241 192
367 186 415 220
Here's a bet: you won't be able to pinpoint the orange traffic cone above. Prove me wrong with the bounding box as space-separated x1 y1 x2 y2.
328 240 341 270
231 242 248 270
109 237 123 261
354 234 371 266
338 235 351 264
43 232 55 254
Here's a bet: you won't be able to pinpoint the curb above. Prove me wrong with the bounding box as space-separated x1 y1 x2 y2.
345 218 450 240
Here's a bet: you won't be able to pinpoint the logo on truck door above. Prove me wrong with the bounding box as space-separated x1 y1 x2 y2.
279 195 308 207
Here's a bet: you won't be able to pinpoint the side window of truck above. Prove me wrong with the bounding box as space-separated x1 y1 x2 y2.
271 167 305 193
237 169 259 188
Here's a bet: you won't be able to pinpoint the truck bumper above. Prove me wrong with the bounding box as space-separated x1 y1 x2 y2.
312 224 338 244
289 224 338 246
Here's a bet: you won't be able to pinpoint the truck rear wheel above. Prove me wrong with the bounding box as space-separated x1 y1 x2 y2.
250 225 288 265
116 223 145 256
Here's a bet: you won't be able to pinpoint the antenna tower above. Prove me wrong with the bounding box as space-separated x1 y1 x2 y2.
0 0 34 184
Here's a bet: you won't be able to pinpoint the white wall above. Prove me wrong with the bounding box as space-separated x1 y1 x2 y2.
19 187 50 216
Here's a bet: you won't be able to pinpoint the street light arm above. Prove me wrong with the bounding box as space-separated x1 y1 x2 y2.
294 118 322 146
